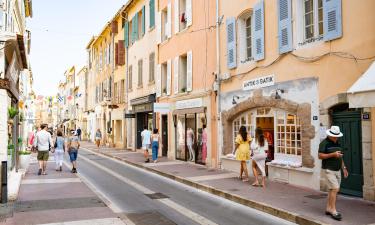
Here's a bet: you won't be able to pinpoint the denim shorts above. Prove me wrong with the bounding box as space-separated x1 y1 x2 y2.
69 149 78 162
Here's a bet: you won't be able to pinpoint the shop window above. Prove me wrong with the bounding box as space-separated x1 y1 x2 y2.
179 54 187 93
276 112 302 156
161 62 167 94
176 114 186 160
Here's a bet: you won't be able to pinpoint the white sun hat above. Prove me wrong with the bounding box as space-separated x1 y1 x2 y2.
326 126 343 137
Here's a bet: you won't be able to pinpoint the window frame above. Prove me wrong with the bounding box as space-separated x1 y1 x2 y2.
237 10 254 64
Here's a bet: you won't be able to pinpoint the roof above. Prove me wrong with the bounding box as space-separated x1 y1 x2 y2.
347 61 375 94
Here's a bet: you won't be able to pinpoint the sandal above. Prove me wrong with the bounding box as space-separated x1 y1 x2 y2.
242 178 249 182
251 182 260 187
325 211 342 221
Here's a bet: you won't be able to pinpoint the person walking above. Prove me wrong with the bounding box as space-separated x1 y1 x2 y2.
141 126 151 163
76 127 82 141
67 129 80 173
151 128 160 163
318 126 348 221
54 130 66 172
250 127 268 187
33 124 53 175
95 129 102 148
235 126 252 182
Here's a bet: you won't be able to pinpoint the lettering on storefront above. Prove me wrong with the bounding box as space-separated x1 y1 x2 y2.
176 98 203 110
242 75 275 91
154 103 171 114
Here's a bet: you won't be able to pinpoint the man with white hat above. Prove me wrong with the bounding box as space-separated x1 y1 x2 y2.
318 126 349 221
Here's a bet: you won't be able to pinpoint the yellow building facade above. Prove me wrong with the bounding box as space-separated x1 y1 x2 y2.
218 0 375 200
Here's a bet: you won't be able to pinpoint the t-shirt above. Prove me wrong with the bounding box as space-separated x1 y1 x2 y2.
141 130 151 145
319 138 343 171
34 130 52 151
68 136 80 151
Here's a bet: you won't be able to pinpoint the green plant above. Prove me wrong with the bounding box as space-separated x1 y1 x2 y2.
18 137 23 144
8 107 19 119
7 144 14 155
19 150 31 155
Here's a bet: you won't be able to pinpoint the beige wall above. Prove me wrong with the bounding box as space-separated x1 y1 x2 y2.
219 0 375 103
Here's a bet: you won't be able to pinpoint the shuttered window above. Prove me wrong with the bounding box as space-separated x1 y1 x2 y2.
142 6 146 36
138 59 143 87
323 0 342 41
149 52 155 82
149 0 155 28
278 0 292 54
252 0 265 61
124 21 129 47
226 17 237 69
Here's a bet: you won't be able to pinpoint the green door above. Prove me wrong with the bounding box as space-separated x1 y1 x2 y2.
332 110 363 197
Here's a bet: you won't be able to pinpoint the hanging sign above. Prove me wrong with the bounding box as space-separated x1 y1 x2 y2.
242 74 275 91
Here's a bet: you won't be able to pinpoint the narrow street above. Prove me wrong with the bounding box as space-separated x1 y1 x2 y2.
76 147 295 225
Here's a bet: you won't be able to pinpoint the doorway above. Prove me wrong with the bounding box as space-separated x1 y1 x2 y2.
136 112 154 149
332 109 363 197
162 115 168 157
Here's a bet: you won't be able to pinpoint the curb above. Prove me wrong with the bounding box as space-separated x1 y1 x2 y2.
84 147 329 225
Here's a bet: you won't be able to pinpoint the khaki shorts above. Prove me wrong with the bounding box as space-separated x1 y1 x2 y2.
323 169 341 190
37 151 49 161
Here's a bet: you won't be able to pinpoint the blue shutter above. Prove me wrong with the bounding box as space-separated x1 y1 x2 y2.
142 6 146 36
252 0 265 61
124 21 129 47
131 17 135 44
226 17 237 69
278 0 292 54
134 13 139 40
149 0 155 28
323 0 342 41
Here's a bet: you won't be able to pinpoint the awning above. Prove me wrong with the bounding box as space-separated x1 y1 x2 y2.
347 61 375 108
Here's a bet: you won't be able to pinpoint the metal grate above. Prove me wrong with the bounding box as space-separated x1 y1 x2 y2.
145 193 169 200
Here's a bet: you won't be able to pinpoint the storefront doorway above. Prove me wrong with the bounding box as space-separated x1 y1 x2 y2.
175 112 207 165
136 112 153 149
162 115 168 157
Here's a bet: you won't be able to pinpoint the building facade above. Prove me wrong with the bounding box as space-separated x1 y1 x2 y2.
218 0 375 200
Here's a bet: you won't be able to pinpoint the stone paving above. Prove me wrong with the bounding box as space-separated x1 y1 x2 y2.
81 142 375 225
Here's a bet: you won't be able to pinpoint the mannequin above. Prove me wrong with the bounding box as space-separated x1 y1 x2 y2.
186 127 195 161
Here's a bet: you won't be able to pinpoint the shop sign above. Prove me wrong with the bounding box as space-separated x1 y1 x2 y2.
176 98 203 110
154 103 171 114
242 74 275 91
124 113 136 118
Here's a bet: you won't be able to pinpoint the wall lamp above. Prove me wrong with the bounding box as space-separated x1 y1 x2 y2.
275 89 285 99
232 95 244 105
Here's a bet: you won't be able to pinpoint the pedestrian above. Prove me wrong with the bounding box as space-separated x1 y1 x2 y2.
33 124 53 175
95 129 102 148
76 127 82 141
141 126 151 163
67 129 80 173
318 126 348 221
250 127 268 187
54 129 66 172
151 128 160 163
235 126 252 182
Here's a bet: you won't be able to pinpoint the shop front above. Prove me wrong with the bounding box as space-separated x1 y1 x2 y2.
131 94 156 149
173 98 208 165
220 77 320 190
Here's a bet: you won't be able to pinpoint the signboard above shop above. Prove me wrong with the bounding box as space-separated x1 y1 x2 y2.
154 103 171 114
243 74 275 91
176 98 203 110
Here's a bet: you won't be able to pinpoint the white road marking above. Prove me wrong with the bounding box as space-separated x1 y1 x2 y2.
38 217 126 225
79 152 218 225
187 173 238 182
22 178 81 184
61 161 123 214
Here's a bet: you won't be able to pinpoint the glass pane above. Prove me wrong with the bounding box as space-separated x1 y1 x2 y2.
305 25 314 39
287 114 295 124
196 113 207 165
186 114 196 162
241 116 246 125
304 0 313 13
176 115 186 160
319 22 323 36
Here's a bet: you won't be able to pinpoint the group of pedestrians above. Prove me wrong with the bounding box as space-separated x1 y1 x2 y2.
141 126 161 163
32 124 80 175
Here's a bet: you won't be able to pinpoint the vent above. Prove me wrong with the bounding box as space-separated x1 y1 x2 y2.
328 10 337 32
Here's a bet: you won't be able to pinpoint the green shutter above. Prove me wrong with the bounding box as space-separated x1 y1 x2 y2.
124 21 129 47
149 0 155 28
142 6 146 35
134 13 139 40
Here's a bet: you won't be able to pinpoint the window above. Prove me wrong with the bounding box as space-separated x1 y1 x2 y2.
276 112 302 155
303 0 323 41
161 62 167 94
179 55 187 93
129 20 133 44
128 65 133 90
120 79 125 103
138 59 143 87
149 52 155 82
179 0 187 31
114 82 118 103
138 9 143 38
162 8 168 42
238 11 253 63
149 0 155 28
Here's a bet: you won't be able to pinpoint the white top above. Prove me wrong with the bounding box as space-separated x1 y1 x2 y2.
250 139 268 154
33 130 52 151
152 134 159 142
348 61 375 93
141 130 151 145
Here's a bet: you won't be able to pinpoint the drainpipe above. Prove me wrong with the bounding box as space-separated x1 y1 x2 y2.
124 15 129 150
215 0 221 168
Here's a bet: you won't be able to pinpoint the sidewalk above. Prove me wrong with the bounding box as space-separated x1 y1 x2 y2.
81 142 375 225
1 153 128 225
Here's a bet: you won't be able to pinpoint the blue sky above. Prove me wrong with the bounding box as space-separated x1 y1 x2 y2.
29 0 127 96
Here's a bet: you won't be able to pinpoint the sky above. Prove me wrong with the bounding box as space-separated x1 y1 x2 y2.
29 0 127 96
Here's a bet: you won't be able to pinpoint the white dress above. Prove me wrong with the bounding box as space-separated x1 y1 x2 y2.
250 139 268 177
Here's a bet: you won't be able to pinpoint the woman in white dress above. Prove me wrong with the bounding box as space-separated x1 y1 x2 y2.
250 127 268 187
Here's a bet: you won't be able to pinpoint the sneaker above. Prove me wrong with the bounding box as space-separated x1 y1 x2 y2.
145 159 150 163
38 169 42 175
73 168 77 173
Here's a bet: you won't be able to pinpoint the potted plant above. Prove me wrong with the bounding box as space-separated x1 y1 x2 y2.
8 107 18 124
19 150 31 170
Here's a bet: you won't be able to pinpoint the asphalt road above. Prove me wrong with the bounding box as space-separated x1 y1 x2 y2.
71 148 297 225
